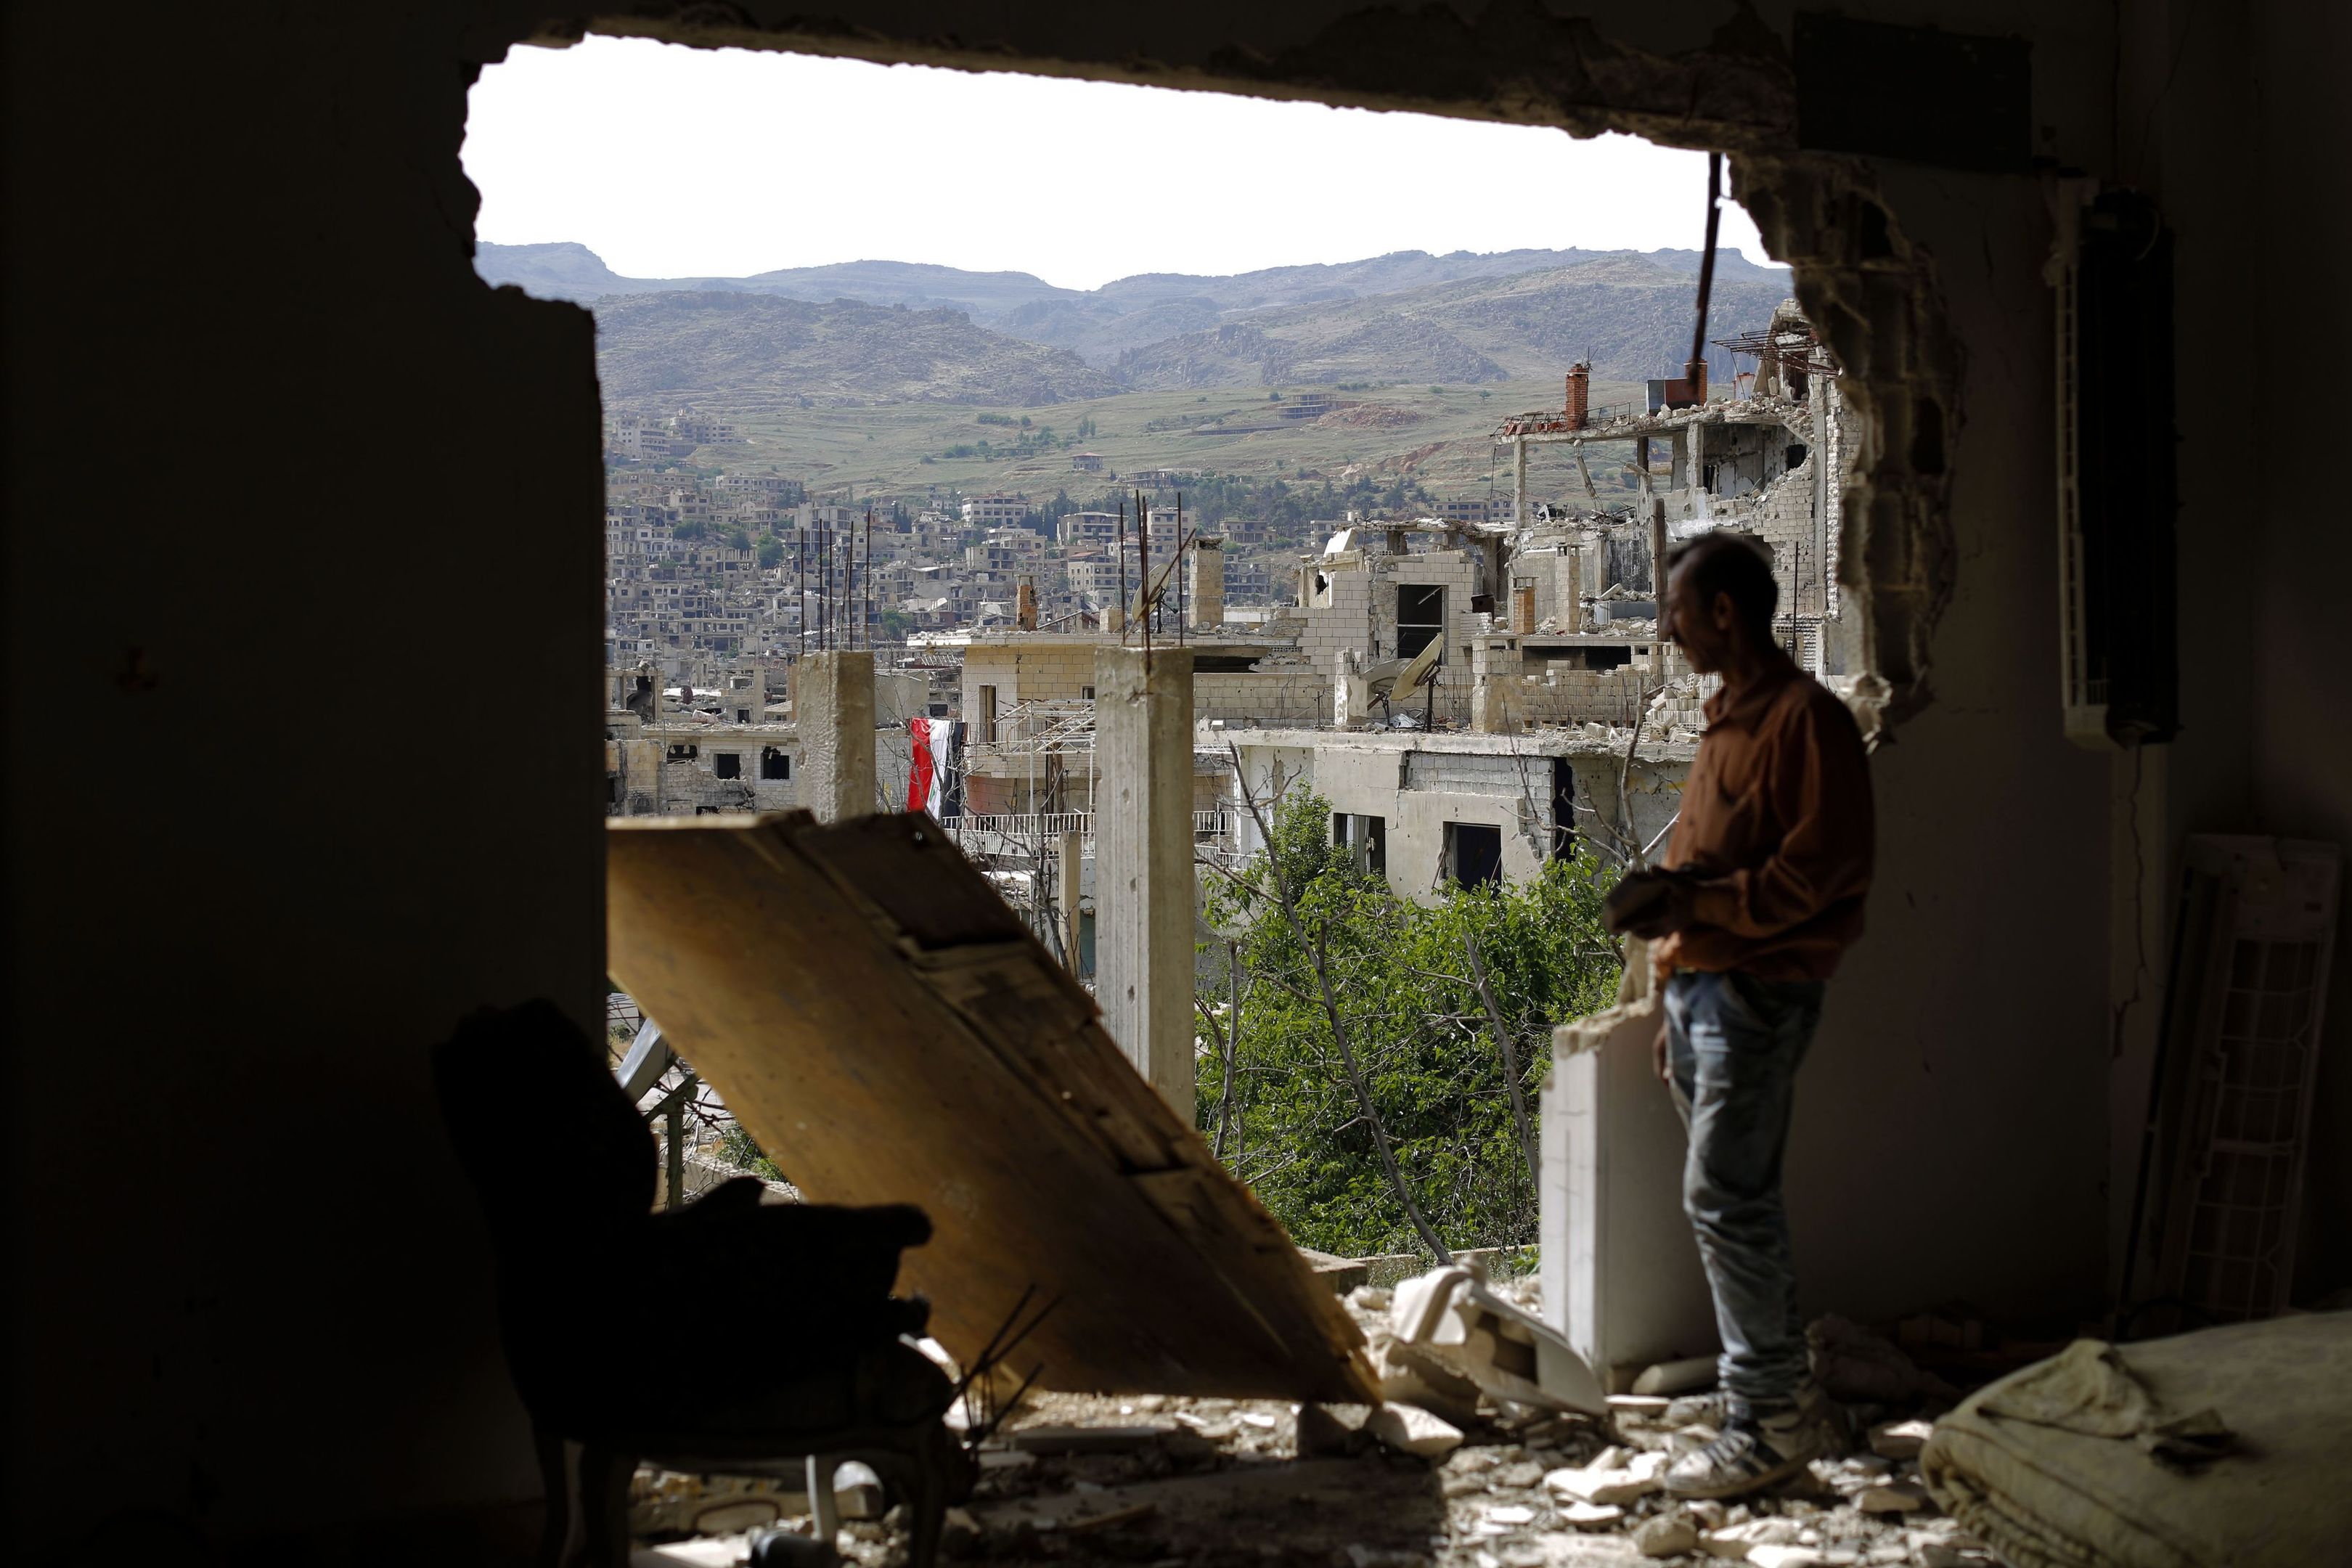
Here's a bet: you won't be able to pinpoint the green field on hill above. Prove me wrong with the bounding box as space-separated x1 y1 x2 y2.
696 376 1651 507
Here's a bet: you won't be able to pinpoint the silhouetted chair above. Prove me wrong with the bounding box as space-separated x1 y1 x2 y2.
435 1000 968 1567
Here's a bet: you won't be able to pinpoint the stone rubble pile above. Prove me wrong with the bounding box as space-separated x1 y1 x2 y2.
631 1283 1999 1568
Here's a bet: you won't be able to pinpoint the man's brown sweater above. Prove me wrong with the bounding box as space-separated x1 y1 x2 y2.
1657 653 1875 981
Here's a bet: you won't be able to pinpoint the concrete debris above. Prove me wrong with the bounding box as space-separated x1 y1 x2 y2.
1633 1511 1701 1557
626 1288 1964 1568
1008 1423 1186 1455
1744 1547 1828 1568
1366 1402 1468 1461
1545 1449 1665 1506
1388 1264 1607 1416
1704 1516 1805 1557
1866 1418 1935 1460
1630 1355 1718 1397
1853 1482 1928 1514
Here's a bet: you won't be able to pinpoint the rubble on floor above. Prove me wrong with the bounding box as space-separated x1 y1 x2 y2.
629 1281 2005 1568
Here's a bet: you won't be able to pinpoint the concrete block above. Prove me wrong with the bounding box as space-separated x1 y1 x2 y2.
1544 1450 1664 1506
1364 1402 1464 1461
1635 1514 1701 1558
1867 1418 1933 1460
1545 950 1718 1390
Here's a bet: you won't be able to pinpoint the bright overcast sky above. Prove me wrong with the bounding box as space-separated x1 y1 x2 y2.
466 36 1771 291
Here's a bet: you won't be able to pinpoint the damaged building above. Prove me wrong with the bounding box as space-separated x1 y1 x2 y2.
10 4 2352 1568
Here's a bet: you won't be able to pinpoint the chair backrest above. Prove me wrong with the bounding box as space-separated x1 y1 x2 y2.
433 999 656 1246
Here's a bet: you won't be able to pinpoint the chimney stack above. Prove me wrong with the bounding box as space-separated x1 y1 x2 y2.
1564 362 1591 430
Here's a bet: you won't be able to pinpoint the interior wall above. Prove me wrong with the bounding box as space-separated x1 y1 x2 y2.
1781 160 2111 1322
8 0 2340 1550
3 6 607 1544
2244 0 2352 1297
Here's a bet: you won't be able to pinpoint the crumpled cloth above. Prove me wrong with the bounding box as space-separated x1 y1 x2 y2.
1920 1312 2352 1568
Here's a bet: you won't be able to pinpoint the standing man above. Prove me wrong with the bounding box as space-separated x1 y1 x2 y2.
1606 532 1874 1498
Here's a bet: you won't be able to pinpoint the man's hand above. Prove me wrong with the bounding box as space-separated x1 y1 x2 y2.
1652 1018 1671 1085
1603 867 1702 940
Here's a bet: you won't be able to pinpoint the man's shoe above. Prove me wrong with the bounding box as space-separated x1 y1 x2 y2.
1661 1403 1828 1499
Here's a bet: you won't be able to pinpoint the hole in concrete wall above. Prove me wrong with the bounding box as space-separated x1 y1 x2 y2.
713 752 742 780
486 13 1962 780
760 746 789 780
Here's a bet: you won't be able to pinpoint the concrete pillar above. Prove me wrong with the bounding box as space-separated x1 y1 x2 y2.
1105 598 1124 634
1649 502 1670 607
796 650 875 822
1093 647 1195 1114
1513 436 1529 529
1562 546 1585 632
1190 538 1225 630
1636 438 1653 536
1016 579 1037 632
1060 829 1083 975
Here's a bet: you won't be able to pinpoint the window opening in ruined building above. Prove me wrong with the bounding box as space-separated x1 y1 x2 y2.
713 752 742 780
1444 822 1503 888
759 746 789 780
1333 812 1388 876
666 743 697 763
1396 584 1446 661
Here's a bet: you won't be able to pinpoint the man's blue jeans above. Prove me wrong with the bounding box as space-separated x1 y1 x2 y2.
1664 968 1825 1418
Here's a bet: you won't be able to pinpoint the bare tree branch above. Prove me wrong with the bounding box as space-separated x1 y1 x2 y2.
1463 930 1543 1202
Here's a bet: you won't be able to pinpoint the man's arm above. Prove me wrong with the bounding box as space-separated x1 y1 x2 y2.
1687 694 1873 938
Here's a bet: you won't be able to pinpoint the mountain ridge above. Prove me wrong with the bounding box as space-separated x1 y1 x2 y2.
484 242 1792 404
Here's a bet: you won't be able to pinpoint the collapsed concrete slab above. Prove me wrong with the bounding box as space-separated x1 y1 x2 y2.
607 811 1378 1403
1387 1265 1606 1417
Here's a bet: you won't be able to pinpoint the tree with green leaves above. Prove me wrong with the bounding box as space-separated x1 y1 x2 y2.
1196 782 1622 1261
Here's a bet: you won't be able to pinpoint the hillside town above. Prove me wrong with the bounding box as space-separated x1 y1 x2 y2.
605 303 1847 910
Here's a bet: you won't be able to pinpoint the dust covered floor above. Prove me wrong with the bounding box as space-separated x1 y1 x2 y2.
631 1286 2004 1568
